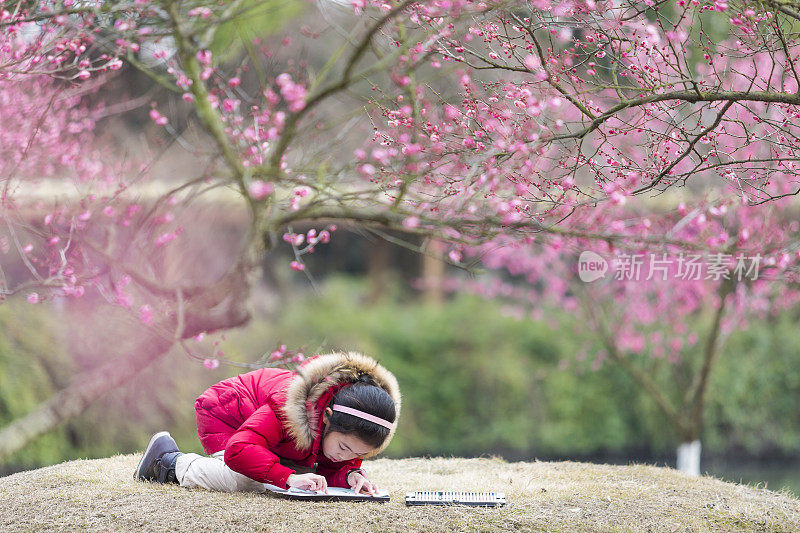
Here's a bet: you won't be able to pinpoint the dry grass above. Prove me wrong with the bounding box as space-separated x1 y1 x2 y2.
1 455 799 532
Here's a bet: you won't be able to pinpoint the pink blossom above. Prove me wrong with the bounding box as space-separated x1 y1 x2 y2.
290 261 305 271
188 7 212 18
27 293 39 304
116 293 133 308
222 98 239 112
524 54 541 70
248 180 274 200
275 73 307 112
196 50 212 66
350 0 367 14
403 216 420 229
149 109 168 126
444 105 460 121
187 7 211 19
270 345 287 361
402 144 423 156
358 164 376 177
203 358 220 369
63 285 85 298
155 232 178 246
154 213 174 224
293 186 311 197
176 74 193 89
139 304 154 324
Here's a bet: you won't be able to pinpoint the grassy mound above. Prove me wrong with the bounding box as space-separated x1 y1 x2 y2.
1 455 799 531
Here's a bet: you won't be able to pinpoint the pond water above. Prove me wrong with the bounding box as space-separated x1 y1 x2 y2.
528 452 800 497
705 460 800 496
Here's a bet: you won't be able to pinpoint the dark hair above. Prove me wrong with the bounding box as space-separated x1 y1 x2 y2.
324 375 396 449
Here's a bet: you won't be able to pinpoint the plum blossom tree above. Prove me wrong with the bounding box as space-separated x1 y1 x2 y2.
1 0 799 468
460 191 800 475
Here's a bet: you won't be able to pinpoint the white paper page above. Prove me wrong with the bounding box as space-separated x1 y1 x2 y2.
264 483 388 497
288 486 390 497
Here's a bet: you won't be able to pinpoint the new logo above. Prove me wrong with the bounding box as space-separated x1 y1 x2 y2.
578 251 608 282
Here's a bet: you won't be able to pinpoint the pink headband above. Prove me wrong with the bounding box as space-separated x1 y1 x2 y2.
332 404 393 429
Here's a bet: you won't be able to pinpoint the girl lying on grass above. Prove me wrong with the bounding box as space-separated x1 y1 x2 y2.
135 351 401 495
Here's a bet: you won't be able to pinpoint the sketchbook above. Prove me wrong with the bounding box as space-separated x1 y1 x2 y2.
263 483 390 502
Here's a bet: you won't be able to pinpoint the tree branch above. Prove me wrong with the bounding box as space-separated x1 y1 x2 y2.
632 99 735 195
167 2 254 217
544 90 800 144
265 0 419 175
0 318 175 462
271 204 724 252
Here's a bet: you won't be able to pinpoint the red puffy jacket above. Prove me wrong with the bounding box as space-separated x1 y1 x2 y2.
194 352 401 489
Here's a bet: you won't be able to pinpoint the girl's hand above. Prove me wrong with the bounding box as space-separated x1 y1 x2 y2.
287 473 329 494
347 470 379 496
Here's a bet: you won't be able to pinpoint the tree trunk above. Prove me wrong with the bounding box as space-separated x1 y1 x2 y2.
676 440 702 477
422 239 445 304
674 278 733 478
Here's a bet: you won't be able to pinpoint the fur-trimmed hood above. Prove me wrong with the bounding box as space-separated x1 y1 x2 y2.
278 352 401 459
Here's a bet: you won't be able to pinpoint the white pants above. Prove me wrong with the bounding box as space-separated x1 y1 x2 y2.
176 451 268 493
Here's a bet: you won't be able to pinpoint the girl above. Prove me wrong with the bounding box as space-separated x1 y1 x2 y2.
135 351 401 495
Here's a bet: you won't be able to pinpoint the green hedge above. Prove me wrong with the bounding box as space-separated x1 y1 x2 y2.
225 277 800 459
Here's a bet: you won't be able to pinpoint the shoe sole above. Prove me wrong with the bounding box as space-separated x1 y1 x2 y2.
134 431 171 480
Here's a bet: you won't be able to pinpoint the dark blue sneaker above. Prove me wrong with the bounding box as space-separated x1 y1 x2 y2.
135 431 182 484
